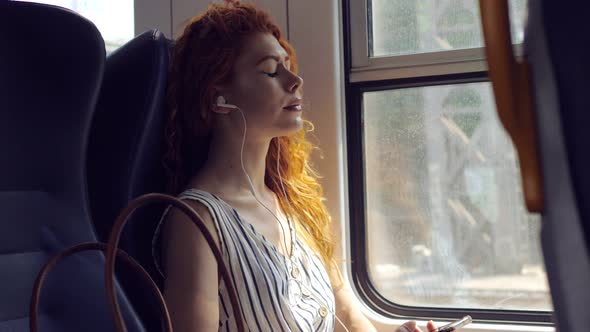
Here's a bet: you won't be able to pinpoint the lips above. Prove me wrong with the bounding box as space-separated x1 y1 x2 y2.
283 98 302 111
283 104 302 111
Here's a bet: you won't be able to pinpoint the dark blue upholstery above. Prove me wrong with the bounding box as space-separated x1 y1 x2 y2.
541 1 590 256
87 29 170 331
526 1 590 331
0 2 144 331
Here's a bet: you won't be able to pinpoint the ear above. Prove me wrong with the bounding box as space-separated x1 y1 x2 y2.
213 95 233 114
212 85 234 114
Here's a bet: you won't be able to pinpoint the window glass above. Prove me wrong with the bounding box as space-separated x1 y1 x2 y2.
363 82 552 311
19 0 134 53
369 0 527 57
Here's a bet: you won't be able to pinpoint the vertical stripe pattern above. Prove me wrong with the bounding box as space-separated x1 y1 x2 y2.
153 189 335 332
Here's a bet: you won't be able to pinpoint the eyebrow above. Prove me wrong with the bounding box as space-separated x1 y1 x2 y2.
256 54 290 65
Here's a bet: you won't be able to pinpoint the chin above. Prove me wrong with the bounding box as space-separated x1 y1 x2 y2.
276 117 304 136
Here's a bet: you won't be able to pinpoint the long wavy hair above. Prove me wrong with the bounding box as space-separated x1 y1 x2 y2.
164 2 338 275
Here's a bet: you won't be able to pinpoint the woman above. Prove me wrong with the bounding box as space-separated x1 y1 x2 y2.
156 2 439 331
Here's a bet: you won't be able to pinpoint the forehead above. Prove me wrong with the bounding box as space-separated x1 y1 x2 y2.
237 32 289 64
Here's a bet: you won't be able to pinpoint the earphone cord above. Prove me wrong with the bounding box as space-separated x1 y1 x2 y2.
274 131 348 332
276 141 296 255
237 108 348 332
237 109 292 257
290 277 350 332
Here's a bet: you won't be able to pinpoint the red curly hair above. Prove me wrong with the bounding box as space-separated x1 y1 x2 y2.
164 2 338 274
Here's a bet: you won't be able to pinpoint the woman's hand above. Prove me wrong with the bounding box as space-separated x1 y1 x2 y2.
395 320 438 332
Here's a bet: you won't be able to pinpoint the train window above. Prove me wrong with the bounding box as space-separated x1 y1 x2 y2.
345 0 553 323
364 82 550 311
19 0 134 53
369 0 527 57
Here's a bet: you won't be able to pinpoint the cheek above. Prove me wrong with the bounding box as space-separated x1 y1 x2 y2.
235 77 282 110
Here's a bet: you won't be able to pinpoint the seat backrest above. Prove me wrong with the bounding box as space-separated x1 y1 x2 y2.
0 2 144 331
87 29 170 331
525 1 590 331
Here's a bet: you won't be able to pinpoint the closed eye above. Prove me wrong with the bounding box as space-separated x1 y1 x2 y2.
264 71 279 78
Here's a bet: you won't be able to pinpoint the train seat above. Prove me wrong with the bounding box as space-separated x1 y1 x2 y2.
0 2 144 331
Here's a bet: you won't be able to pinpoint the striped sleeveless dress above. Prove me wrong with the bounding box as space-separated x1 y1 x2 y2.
152 189 336 332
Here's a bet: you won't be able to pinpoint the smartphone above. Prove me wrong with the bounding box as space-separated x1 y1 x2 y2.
434 315 472 332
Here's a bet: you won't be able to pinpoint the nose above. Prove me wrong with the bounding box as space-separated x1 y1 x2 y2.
287 72 303 93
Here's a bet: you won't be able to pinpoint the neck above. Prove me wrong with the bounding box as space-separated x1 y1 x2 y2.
197 131 272 198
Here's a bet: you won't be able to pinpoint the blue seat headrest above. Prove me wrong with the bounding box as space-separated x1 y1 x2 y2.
0 2 144 331
87 29 171 331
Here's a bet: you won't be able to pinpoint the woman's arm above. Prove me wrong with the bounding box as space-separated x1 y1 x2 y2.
329 264 377 332
330 266 438 332
161 202 221 331
333 281 378 332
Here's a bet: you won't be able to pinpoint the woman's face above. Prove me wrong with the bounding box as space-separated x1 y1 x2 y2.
216 32 304 139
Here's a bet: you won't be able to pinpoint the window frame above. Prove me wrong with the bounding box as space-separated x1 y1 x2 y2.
348 0 523 82
343 0 553 324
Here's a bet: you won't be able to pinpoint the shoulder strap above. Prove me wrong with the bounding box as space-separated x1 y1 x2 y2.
151 189 228 279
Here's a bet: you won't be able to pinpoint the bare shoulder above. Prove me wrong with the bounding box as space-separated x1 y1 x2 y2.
160 195 222 331
162 197 219 251
160 195 222 278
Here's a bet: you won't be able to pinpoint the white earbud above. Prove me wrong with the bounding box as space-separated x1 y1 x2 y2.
217 96 256 196
216 95 239 109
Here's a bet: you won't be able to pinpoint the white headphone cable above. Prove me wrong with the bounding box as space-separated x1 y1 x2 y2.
235 103 347 331
291 277 349 332
236 108 293 258
276 139 297 254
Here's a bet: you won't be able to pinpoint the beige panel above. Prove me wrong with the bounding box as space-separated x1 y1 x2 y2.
251 0 287 37
135 0 172 37
171 0 286 39
287 0 347 255
170 0 209 37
